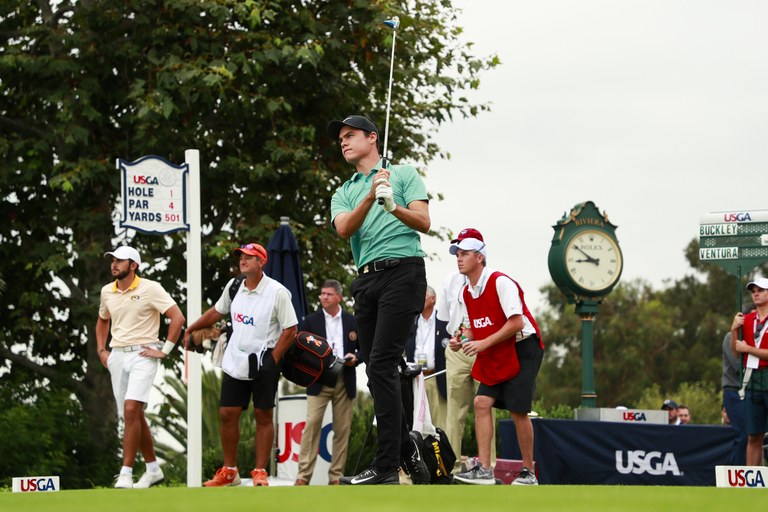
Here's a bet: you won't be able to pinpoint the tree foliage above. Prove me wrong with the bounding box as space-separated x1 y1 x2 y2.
0 0 495 486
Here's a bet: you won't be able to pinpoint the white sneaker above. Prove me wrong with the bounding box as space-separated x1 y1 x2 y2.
134 468 164 488
114 473 134 489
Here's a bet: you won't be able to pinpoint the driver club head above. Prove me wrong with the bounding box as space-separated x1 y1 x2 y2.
383 16 400 30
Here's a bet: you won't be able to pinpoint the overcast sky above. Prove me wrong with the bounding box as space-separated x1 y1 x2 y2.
420 0 768 310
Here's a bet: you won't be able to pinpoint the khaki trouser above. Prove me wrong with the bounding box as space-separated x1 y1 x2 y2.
444 345 496 470
296 373 354 482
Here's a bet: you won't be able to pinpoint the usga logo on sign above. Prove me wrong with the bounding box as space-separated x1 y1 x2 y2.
715 466 768 488
12 476 60 492
722 212 752 222
615 450 681 476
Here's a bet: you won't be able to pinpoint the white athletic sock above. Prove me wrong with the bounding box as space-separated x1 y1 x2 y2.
120 466 133 476
146 461 161 473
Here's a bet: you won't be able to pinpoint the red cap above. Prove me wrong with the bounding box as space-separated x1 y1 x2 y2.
234 243 268 263
451 228 484 244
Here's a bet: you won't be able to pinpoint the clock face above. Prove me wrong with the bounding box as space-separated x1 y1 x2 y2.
564 229 623 293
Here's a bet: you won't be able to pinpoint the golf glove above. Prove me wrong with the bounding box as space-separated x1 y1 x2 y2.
375 179 396 213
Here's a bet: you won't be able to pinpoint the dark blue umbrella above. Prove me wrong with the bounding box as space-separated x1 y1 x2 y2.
264 217 308 322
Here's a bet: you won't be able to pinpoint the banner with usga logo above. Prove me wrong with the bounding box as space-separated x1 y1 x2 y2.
715 466 768 489
500 418 738 485
12 476 60 492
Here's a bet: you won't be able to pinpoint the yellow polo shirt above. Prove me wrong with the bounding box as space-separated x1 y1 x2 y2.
98 276 177 348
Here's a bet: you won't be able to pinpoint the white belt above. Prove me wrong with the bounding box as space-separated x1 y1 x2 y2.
111 343 159 353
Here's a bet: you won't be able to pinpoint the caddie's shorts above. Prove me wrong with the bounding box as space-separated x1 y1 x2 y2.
220 349 282 410
477 335 543 414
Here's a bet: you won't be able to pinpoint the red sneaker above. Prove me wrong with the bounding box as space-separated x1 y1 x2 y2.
204 467 241 487
251 468 269 486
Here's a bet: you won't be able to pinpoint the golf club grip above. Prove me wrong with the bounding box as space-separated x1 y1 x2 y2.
378 158 388 205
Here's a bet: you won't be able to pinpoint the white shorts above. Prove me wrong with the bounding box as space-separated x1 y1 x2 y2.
106 345 160 417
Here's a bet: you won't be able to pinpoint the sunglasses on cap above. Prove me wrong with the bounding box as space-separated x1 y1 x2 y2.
235 243 267 260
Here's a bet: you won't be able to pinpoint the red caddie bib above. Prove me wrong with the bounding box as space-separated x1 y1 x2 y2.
463 272 541 385
742 311 768 370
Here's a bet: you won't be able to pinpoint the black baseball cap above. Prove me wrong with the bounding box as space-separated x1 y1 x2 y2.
661 399 678 410
327 115 379 140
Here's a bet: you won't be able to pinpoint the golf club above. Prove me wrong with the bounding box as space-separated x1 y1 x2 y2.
378 15 400 205
423 368 447 381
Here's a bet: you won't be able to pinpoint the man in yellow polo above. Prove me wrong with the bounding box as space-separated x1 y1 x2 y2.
96 246 185 489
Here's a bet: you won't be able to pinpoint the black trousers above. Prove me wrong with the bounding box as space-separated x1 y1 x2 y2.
350 259 426 471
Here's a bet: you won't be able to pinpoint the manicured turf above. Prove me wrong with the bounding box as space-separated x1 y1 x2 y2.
0 485 763 512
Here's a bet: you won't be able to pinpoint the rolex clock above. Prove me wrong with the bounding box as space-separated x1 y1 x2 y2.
548 201 623 299
563 229 622 294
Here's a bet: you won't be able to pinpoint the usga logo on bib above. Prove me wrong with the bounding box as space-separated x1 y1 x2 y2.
715 466 768 488
12 476 60 492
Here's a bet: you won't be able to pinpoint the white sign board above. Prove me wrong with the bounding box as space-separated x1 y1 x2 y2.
699 210 768 224
117 155 189 233
574 408 667 424
276 395 334 485
12 476 60 492
715 465 768 488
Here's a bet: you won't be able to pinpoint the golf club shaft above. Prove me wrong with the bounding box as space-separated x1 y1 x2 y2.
378 21 398 205
424 368 447 380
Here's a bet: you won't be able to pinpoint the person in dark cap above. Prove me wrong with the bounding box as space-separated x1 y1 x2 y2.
184 243 298 487
328 115 431 485
661 399 680 425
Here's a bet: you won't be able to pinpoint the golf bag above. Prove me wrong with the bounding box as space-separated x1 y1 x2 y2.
401 362 457 484
421 427 456 484
281 331 344 387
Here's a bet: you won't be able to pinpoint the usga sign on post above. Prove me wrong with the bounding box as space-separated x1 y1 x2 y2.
117 155 189 234
699 210 768 275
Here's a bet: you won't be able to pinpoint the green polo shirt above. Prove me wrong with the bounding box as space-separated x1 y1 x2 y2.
331 160 428 268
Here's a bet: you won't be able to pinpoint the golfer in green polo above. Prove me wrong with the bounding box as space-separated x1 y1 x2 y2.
328 114 431 485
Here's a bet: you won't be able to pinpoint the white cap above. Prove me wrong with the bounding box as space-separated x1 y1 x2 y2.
449 237 487 257
747 277 768 291
105 246 141 266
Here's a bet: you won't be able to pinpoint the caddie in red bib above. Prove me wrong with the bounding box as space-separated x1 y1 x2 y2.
730 276 768 466
448 228 544 486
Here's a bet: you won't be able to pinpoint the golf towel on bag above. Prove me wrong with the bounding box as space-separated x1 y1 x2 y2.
281 331 344 387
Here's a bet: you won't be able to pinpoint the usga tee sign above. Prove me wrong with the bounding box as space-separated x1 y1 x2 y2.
715 466 768 489
117 155 189 234
12 476 60 492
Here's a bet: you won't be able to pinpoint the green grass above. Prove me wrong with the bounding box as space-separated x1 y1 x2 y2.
0 485 764 512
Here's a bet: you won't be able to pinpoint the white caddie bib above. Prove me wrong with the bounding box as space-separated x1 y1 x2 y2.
221 280 279 380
